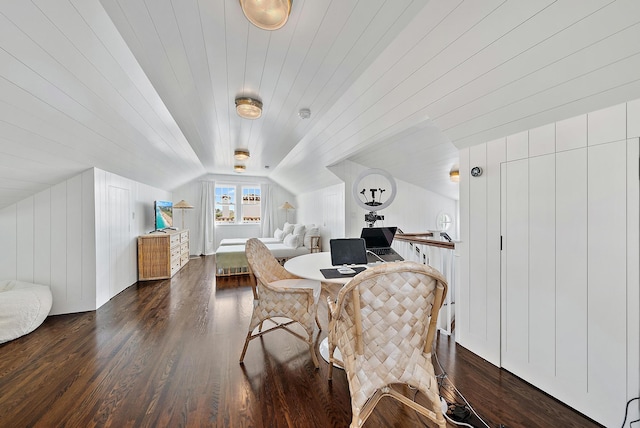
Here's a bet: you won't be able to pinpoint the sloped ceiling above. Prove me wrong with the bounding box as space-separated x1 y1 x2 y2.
1 0 639 208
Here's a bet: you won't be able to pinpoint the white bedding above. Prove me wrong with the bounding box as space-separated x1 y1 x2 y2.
219 237 281 246
215 241 310 276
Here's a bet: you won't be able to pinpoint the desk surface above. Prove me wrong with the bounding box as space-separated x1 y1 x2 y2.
284 252 373 284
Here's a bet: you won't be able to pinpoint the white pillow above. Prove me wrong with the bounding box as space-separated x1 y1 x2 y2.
304 226 320 248
274 228 285 241
293 224 306 245
283 233 299 248
282 223 295 235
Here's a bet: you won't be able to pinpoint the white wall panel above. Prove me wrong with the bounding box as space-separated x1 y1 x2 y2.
0 206 17 278
556 114 586 152
33 190 51 285
586 140 628 426
468 144 487 339
81 170 96 307
587 103 626 146
94 169 110 308
555 148 588 395
528 123 555 157
457 147 470 345
16 197 34 283
506 131 528 161
502 159 529 371
66 174 84 307
528 154 555 381
297 182 345 252
626 139 640 404
628 99 640 138
50 181 68 314
483 138 505 366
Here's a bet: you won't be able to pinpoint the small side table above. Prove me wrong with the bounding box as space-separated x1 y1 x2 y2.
309 235 321 253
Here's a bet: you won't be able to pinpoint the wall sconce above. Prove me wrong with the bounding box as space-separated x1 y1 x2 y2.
240 0 292 30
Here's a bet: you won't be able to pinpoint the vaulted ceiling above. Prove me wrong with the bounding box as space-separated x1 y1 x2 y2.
1 0 639 208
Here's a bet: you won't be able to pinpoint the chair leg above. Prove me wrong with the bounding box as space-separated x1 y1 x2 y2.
328 338 335 380
239 332 252 363
309 341 319 369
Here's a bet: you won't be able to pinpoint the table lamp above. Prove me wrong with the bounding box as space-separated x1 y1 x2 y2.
173 200 194 229
280 201 295 223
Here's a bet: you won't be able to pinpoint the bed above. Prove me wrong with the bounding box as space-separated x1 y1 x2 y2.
215 223 320 277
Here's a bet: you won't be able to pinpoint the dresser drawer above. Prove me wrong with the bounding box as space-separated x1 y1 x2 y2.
170 246 181 261
170 234 181 246
180 231 189 242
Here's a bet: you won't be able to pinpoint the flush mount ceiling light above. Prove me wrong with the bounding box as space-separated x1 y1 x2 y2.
235 97 263 119
449 170 460 182
234 164 246 173
234 149 250 160
240 0 292 31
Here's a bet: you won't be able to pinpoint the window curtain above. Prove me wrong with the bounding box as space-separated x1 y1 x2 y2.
260 183 276 238
196 181 216 255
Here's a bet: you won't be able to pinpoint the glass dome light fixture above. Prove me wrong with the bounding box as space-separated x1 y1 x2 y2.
240 0 292 31
235 97 263 119
234 164 246 173
234 149 250 161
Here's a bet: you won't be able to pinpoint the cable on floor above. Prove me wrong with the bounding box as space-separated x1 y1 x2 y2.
433 348 492 428
621 397 639 428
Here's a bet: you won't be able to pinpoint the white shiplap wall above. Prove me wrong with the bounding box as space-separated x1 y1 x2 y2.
296 160 458 254
0 167 171 315
0 170 96 315
296 183 346 252
328 160 458 240
458 100 640 427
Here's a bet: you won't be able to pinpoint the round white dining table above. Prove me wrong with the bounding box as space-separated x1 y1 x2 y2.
284 252 369 366
284 252 363 284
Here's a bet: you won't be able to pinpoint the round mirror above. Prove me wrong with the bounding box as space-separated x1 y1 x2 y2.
352 168 397 211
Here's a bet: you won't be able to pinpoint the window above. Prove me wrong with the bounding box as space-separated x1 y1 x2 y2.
241 186 261 223
215 185 236 224
215 184 261 225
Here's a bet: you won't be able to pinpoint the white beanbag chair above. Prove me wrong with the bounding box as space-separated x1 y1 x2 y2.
0 280 53 344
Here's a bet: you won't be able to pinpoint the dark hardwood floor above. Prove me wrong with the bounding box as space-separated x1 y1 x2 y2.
0 256 602 428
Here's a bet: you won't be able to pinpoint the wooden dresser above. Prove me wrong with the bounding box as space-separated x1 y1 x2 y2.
137 229 190 280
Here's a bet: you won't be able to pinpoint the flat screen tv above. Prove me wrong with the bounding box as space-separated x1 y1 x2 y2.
154 200 173 230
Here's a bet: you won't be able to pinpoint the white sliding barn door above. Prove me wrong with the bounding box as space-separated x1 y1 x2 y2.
500 140 637 426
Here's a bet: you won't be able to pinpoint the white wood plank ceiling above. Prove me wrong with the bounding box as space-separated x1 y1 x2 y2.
1 0 639 207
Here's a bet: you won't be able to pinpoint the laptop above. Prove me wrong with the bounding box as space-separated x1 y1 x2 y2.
329 238 368 266
360 227 404 262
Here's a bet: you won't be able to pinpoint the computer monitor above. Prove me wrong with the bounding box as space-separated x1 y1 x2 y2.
329 238 368 266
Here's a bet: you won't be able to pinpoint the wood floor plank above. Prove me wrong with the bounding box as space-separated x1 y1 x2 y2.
0 256 602 427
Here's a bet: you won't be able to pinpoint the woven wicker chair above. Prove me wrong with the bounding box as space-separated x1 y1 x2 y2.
240 238 322 368
327 261 448 427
